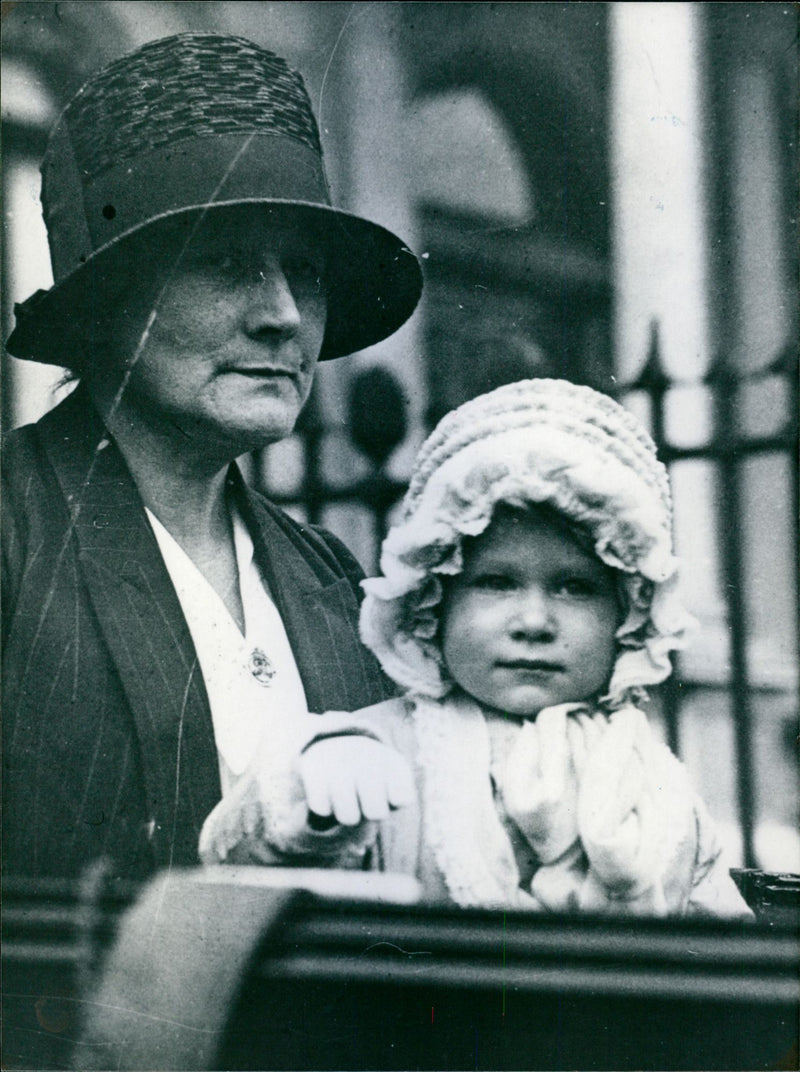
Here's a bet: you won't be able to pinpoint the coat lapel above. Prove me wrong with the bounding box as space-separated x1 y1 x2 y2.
235 474 386 714
40 388 221 868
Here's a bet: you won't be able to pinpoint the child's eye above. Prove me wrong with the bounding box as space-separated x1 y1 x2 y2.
555 577 599 598
471 573 517 591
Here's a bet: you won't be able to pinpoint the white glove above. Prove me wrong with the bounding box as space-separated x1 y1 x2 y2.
299 735 415 827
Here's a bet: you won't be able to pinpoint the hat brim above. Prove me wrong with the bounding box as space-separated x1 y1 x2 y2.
6 200 423 365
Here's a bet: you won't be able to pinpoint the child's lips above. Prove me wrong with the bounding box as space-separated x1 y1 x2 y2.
497 659 565 673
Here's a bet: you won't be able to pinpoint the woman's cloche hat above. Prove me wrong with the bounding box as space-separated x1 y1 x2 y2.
6 32 423 364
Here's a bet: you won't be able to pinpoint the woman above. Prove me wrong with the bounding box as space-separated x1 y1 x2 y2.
1 31 423 883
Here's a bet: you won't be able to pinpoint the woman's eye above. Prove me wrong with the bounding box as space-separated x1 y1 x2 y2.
284 255 324 288
192 251 240 276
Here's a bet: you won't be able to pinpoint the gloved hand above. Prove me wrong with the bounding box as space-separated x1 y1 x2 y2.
199 725 414 866
299 735 415 827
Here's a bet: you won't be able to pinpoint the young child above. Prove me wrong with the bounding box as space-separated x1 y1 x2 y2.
199 379 752 918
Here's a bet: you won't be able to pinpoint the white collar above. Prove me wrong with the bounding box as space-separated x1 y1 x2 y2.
146 503 308 784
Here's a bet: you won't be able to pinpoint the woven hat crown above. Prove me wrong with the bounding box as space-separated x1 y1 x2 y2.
57 33 323 182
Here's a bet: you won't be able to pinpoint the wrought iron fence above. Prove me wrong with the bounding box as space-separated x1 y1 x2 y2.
622 324 799 868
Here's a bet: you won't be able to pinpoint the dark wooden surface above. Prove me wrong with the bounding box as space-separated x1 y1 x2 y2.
3 868 798 1071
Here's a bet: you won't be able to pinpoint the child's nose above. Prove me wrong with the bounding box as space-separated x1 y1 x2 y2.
509 589 557 640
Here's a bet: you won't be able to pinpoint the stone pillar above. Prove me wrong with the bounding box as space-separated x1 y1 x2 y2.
317 2 426 480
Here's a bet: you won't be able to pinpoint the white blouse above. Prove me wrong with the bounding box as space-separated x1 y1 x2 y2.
146 505 309 796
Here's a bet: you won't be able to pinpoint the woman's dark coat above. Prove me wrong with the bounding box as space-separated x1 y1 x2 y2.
2 385 395 882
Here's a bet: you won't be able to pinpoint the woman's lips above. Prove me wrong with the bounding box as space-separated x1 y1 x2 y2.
229 366 296 377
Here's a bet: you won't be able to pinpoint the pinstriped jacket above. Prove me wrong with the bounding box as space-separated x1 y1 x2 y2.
1 385 396 883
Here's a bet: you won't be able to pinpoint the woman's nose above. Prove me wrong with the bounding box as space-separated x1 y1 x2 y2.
509 589 557 639
242 258 301 339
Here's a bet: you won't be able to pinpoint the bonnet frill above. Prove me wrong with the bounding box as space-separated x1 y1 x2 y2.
360 378 696 709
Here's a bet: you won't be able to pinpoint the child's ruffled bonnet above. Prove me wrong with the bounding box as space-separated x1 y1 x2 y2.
359 378 696 708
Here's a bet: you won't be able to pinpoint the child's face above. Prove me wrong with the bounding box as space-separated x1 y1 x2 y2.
440 507 622 719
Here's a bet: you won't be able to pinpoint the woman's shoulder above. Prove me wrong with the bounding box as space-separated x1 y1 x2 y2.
3 411 49 479
2 404 70 524
3 385 100 484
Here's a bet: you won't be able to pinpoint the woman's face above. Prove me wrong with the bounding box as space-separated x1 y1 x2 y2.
95 208 327 457
440 507 622 719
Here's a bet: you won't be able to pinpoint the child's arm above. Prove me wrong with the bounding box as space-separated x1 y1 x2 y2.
576 706 753 919
497 704 752 919
198 699 413 867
